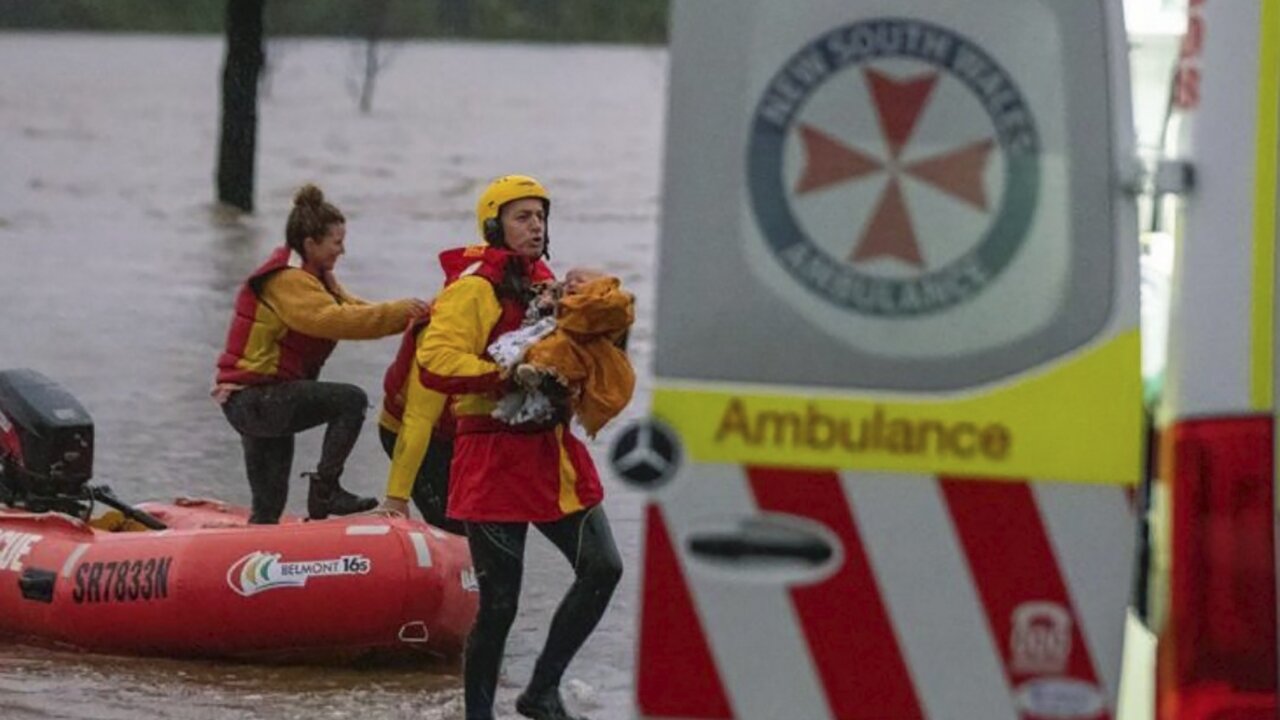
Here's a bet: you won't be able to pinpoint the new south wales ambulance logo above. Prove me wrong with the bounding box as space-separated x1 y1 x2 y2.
747 18 1040 317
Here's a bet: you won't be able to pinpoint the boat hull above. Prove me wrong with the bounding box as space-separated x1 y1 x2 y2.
0 499 478 664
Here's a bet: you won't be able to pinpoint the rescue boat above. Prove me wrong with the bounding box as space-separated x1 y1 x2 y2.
0 499 478 664
0 367 476 664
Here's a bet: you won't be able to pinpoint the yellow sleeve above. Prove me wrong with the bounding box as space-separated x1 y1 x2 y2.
261 269 413 340
385 373 449 500
417 276 504 393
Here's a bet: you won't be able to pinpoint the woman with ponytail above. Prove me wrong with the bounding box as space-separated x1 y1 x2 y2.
214 184 428 524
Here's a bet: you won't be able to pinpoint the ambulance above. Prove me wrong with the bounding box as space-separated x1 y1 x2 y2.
1134 0 1279 717
612 1 1151 718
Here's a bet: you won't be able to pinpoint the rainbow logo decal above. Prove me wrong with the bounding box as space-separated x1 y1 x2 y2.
227 550 372 597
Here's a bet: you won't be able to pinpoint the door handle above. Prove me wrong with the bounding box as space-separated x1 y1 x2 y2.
688 534 832 563
687 517 834 565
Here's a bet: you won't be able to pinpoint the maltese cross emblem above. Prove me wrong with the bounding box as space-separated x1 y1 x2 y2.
747 18 1040 318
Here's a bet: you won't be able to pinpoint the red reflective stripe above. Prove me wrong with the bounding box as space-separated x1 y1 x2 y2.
418 368 500 395
941 478 1111 720
748 468 925 720
636 505 733 719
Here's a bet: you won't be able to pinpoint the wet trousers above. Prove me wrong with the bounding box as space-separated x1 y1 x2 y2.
222 380 367 524
378 426 464 535
463 506 623 720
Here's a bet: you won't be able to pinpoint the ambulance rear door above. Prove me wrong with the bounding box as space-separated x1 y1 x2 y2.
616 2 1144 719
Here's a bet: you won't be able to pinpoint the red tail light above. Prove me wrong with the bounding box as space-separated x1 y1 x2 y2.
1158 415 1277 719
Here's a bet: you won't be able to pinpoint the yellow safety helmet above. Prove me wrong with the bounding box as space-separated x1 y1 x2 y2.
475 175 551 245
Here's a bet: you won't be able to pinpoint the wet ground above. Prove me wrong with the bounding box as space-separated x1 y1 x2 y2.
0 33 665 719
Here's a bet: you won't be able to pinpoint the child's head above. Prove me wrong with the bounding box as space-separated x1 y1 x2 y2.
564 268 605 294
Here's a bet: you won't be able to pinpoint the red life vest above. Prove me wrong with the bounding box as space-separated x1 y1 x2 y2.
215 246 340 385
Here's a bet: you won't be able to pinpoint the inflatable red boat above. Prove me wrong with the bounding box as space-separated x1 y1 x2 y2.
0 369 477 664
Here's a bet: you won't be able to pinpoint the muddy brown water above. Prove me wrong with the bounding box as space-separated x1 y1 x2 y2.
0 33 666 719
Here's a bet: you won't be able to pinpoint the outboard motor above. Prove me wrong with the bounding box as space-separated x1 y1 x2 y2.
0 369 94 513
0 369 163 528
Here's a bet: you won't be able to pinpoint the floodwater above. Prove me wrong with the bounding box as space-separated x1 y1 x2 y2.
0 33 666 719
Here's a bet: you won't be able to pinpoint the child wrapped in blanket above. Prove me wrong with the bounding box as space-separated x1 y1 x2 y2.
487 269 636 437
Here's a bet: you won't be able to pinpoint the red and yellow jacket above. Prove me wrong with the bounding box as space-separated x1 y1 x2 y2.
416 246 601 522
216 246 414 385
380 245 553 502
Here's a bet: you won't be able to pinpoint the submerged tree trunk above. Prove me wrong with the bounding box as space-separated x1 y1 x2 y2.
356 0 393 114
216 0 265 213
359 39 378 114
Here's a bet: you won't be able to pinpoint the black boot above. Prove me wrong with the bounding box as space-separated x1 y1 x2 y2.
303 471 376 520
515 688 587 720
241 435 291 525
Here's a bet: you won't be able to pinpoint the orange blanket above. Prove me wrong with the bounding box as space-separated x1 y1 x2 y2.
524 276 636 436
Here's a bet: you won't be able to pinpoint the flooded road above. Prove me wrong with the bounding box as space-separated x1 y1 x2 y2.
0 33 666 719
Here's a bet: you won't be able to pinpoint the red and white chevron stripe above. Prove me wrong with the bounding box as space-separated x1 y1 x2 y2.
637 467 1134 720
